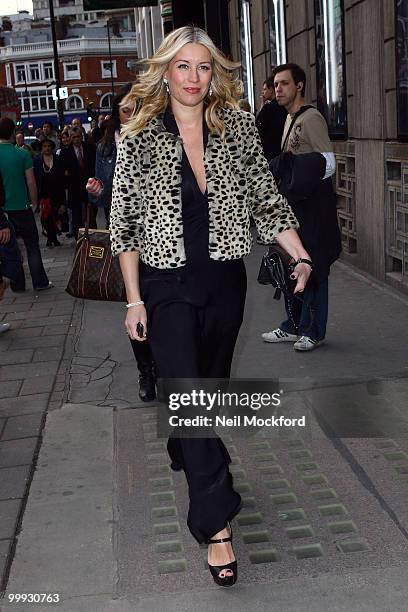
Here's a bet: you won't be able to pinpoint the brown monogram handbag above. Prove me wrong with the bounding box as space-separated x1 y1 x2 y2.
65 206 126 301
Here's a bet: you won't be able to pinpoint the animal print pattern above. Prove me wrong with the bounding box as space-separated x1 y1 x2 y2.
110 108 298 266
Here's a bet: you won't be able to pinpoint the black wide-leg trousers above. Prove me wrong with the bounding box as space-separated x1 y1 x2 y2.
141 261 246 544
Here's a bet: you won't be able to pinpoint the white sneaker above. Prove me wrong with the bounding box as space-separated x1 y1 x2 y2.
34 281 54 291
0 323 11 334
262 328 299 343
293 336 323 351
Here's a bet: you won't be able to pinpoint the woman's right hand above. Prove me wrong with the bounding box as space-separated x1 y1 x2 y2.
125 304 148 341
86 177 104 197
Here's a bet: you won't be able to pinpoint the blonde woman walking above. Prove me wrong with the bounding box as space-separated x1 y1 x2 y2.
110 25 312 587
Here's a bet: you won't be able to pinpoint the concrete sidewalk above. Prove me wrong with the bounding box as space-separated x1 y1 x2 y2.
2 243 408 611
0 234 81 597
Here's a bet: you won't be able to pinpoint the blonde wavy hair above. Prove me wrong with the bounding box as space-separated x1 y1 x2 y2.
121 26 242 139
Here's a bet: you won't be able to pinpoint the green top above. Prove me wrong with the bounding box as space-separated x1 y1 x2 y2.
0 142 33 211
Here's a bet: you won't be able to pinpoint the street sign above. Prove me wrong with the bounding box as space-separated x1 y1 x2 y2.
52 87 68 101
84 1 158 8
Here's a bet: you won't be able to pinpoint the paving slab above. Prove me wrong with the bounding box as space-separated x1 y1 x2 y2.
0 363 59 382
6 327 43 338
0 465 31 500
0 540 12 590
0 382 22 400
0 438 39 468
9 336 66 351
5 310 52 322
0 338 12 352
0 500 22 539
1 413 44 441
0 351 34 366
20 315 72 329
41 324 72 336
19 376 56 396
0 303 32 314
0 394 49 418
32 347 64 363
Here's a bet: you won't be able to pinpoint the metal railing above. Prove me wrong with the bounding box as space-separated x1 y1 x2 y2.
0 37 138 58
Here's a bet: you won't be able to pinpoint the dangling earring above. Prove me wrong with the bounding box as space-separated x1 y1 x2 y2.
208 83 213 97
163 78 170 94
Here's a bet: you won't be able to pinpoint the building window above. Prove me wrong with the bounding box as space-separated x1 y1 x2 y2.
5 64 11 87
29 63 41 82
63 61 80 80
100 92 113 109
239 0 255 112
43 62 54 80
314 0 347 138
268 0 287 67
396 0 408 140
17 92 30 113
17 89 57 113
100 60 117 79
66 95 84 110
15 64 27 84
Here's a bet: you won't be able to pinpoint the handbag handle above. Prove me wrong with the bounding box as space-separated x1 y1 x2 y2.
83 202 92 238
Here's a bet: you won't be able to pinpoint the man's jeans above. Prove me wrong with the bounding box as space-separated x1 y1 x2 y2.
0 226 22 283
6 209 49 290
280 279 329 342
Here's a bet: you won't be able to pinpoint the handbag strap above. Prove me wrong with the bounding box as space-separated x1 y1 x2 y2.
281 105 314 152
84 202 92 238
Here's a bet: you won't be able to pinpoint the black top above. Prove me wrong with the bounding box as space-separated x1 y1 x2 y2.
163 109 210 269
33 154 65 204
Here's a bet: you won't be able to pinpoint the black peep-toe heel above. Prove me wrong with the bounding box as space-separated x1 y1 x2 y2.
206 522 237 587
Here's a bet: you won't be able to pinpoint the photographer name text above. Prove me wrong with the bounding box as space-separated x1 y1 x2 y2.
168 415 306 427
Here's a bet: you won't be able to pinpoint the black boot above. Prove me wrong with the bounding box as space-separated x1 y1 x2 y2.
130 339 156 402
138 367 156 402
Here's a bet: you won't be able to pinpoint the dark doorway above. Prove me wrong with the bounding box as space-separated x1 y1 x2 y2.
171 0 231 56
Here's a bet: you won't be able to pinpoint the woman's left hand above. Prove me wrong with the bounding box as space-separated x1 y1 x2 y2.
291 262 312 294
86 177 103 196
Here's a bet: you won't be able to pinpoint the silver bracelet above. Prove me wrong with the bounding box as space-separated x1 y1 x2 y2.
126 301 144 309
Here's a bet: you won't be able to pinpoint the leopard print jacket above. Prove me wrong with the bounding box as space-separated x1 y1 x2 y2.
110 108 298 266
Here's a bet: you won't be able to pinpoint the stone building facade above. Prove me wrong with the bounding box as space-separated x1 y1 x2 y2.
228 0 408 293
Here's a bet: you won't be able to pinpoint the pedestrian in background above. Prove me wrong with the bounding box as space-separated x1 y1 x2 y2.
0 117 52 292
34 138 66 247
42 121 58 147
86 83 156 403
15 132 35 158
60 126 96 238
34 127 44 142
56 128 71 155
56 128 74 237
88 118 103 146
262 63 341 351
238 98 252 113
255 75 287 162
71 118 87 142
110 26 311 587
